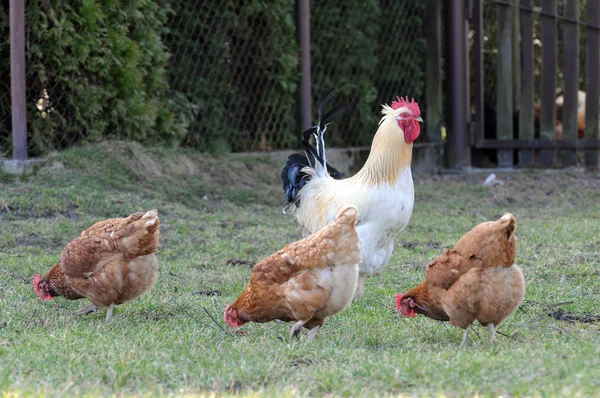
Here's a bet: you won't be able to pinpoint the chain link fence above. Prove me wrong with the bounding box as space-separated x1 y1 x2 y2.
0 0 429 158
165 0 429 151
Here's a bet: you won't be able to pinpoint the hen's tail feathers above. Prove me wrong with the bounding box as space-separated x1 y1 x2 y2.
453 212 517 268
113 209 160 257
281 89 347 209
499 212 517 236
316 206 361 267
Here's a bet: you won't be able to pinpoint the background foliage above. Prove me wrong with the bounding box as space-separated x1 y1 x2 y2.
0 0 194 157
0 0 429 157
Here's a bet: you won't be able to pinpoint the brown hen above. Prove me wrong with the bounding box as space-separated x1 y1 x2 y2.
396 213 525 346
34 210 160 321
224 206 361 341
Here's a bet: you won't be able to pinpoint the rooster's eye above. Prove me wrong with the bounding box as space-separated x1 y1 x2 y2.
401 113 410 119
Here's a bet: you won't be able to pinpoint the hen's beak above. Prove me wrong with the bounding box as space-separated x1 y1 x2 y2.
415 116 423 123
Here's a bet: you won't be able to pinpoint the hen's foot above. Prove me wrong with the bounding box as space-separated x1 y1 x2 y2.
105 303 115 322
73 304 98 316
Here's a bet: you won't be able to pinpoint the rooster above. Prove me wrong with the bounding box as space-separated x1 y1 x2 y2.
34 210 160 321
281 89 422 298
396 213 525 346
224 206 361 341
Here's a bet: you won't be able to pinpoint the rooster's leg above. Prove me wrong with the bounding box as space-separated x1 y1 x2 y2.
487 323 497 344
289 320 308 341
355 274 366 300
73 304 98 316
105 303 115 322
460 325 471 347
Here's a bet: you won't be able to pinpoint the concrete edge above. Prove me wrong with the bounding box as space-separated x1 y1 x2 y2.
0 158 48 175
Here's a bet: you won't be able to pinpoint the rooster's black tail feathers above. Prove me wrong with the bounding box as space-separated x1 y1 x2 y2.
281 89 346 208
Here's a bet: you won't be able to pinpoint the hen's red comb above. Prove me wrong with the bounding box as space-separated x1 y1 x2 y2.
395 293 404 311
392 97 421 117
33 274 42 298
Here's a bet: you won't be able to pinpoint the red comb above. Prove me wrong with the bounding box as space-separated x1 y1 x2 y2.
395 293 403 311
392 97 421 117
34 274 42 297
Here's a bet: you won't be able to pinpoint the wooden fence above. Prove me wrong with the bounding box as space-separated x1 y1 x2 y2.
466 0 600 168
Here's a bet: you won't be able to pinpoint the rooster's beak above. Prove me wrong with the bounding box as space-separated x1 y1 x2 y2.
415 116 423 123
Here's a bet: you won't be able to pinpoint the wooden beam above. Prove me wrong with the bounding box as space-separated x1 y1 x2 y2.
445 1 470 169
425 0 442 143
473 0 485 146
10 0 27 160
539 0 557 166
560 0 579 166
519 0 534 166
475 138 600 150
585 0 600 166
298 0 311 131
496 0 514 166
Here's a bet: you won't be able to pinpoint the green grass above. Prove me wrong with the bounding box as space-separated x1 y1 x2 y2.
1 142 599 397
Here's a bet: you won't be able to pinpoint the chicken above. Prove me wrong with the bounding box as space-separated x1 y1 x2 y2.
281 89 422 299
396 213 525 347
224 206 361 341
533 90 585 139
34 209 160 321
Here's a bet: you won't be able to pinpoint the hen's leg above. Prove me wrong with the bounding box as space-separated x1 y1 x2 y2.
487 323 497 344
355 274 366 300
460 325 471 347
105 303 115 322
306 325 321 342
73 304 98 316
289 320 308 341
304 318 324 342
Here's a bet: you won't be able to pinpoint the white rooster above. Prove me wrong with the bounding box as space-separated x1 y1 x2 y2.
281 89 422 298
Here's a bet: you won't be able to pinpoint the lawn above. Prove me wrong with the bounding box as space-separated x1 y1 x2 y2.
1 142 599 397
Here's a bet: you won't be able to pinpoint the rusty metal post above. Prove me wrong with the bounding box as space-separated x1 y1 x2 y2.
445 0 470 169
298 0 312 131
10 0 27 160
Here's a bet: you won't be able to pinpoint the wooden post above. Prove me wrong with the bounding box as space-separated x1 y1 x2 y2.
496 0 514 166
473 0 484 146
298 0 312 131
10 0 27 160
512 0 520 127
584 0 600 166
445 0 470 169
539 0 557 166
425 0 442 143
519 0 534 166
560 0 579 166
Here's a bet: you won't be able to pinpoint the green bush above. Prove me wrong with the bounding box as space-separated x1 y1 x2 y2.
1 0 430 157
1 0 193 157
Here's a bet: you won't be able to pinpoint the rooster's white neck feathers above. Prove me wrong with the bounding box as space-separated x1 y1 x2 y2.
352 105 413 187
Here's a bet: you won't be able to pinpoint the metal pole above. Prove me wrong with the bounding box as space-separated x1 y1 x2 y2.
445 0 470 169
298 0 312 131
10 0 27 160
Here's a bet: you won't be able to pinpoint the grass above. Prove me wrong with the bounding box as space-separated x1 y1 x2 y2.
1 141 600 397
